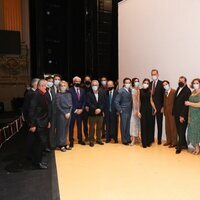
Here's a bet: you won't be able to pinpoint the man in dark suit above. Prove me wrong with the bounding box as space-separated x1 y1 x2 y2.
104 80 118 143
82 75 92 141
87 80 105 147
172 76 191 154
69 76 86 147
28 79 51 169
115 77 132 145
150 69 165 144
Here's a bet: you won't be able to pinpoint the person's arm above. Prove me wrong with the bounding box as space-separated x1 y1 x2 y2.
56 94 68 115
114 91 122 113
150 93 157 115
185 101 200 108
137 89 142 118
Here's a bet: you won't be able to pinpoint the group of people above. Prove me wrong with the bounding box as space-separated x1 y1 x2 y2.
22 70 200 169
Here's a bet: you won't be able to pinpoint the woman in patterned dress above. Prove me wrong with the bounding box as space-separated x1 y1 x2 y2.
185 78 200 155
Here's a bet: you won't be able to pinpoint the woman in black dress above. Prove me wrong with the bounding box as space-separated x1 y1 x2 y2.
138 78 156 148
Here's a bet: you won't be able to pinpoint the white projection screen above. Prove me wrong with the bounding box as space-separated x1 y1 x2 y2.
119 0 200 88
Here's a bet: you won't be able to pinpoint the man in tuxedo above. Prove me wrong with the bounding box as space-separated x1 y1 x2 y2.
104 80 118 143
150 69 165 144
115 77 132 145
69 76 86 147
28 79 51 169
162 80 177 148
172 76 191 154
82 75 92 141
87 80 105 147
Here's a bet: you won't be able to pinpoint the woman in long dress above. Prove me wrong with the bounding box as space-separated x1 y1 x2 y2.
130 78 141 146
185 78 200 155
138 78 157 148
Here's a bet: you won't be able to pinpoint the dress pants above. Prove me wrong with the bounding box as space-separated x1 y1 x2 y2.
69 113 83 143
174 116 188 150
152 110 163 143
83 110 89 139
105 111 118 141
120 112 131 143
88 116 103 142
27 128 48 164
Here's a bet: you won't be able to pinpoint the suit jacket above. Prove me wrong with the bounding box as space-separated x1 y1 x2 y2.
56 92 72 115
150 80 165 111
104 89 118 115
163 89 176 116
114 87 132 114
50 86 57 115
28 89 51 128
69 86 86 112
22 88 36 121
172 85 191 119
86 90 105 116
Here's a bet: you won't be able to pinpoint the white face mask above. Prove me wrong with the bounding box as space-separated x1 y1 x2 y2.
60 86 67 93
134 82 140 88
152 75 158 81
125 83 131 89
164 84 170 91
47 81 53 88
143 83 149 89
101 80 107 86
193 83 200 90
92 86 98 91
54 80 60 87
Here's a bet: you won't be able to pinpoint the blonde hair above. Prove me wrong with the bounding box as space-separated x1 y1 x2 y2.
58 80 69 92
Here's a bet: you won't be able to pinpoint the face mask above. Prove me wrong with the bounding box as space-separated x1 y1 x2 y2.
152 75 158 81
164 84 170 91
125 83 131 89
108 87 114 91
60 86 67 93
134 82 140 88
54 80 60 87
101 80 107 86
92 86 98 91
85 81 91 85
143 83 149 89
47 81 53 88
74 83 80 87
178 82 184 88
193 83 200 90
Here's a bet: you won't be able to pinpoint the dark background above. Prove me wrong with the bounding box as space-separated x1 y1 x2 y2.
29 0 122 82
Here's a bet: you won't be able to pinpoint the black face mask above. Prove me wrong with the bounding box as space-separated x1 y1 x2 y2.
74 83 80 87
178 82 184 87
108 87 114 91
85 81 91 85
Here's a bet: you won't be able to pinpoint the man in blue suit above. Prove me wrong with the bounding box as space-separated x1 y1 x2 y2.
69 76 86 147
104 80 118 143
115 78 132 145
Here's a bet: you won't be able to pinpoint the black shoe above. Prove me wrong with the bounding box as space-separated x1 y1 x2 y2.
78 141 86 145
38 162 48 169
89 142 94 147
123 142 129 145
157 141 162 145
65 145 72 150
106 139 111 143
69 142 74 148
176 149 181 154
97 141 104 145
60 146 66 152
127 140 131 144
182 146 188 150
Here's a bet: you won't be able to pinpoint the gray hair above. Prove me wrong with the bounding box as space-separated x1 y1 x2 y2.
73 76 81 83
31 78 40 87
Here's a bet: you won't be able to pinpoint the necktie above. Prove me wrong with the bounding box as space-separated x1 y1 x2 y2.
77 88 80 100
